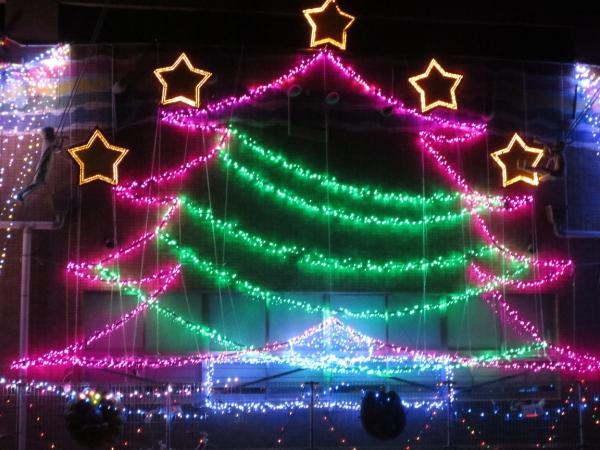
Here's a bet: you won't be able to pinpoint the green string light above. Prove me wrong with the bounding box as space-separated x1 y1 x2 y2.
219 150 484 228
95 266 247 351
182 198 515 275
89 238 542 372
81 121 542 368
229 127 506 209
159 231 505 320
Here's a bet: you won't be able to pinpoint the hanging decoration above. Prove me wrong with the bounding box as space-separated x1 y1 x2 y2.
408 59 463 112
360 390 407 440
303 0 356 50
68 128 129 185
154 53 212 108
490 133 545 187
64 388 124 448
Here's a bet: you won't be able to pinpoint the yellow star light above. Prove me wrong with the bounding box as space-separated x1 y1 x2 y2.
408 59 463 112
68 129 129 185
491 133 545 187
154 53 212 108
303 0 355 50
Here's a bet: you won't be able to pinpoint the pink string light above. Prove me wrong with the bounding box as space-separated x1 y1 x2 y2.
420 132 533 212
12 49 590 373
67 201 178 278
484 292 544 343
471 263 571 290
12 264 181 370
161 50 486 133
470 209 572 272
114 125 228 205
483 292 600 373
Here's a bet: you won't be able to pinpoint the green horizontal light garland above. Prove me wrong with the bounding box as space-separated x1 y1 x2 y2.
219 150 482 228
363 343 548 377
159 231 503 320
229 127 506 209
182 198 514 276
89 239 542 372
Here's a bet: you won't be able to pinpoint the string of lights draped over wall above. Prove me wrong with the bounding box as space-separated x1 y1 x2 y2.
9 49 589 376
2 2 600 448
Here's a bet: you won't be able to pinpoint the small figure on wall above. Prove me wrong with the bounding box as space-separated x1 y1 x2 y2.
518 139 566 181
196 431 209 449
155 440 168 450
16 127 62 203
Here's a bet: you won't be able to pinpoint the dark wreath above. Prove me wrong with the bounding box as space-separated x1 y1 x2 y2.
360 389 406 440
65 388 124 448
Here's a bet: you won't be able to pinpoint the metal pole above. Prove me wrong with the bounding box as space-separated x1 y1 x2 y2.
17 226 32 450
577 382 584 449
446 382 452 449
310 381 314 450
19 227 32 362
166 385 171 450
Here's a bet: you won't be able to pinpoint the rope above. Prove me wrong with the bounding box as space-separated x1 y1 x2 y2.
59 0 109 370
202 126 229 336
561 63 575 353
452 169 471 359
103 44 129 360
56 1 109 136
420 117 429 353
63 57 72 348
564 80 600 143
483 65 499 353
179 126 201 353
323 51 335 357
219 46 246 345
455 131 472 357
523 64 543 345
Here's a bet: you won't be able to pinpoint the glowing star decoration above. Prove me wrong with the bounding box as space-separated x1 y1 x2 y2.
68 129 129 185
408 59 463 112
154 53 212 108
491 134 545 187
303 0 355 50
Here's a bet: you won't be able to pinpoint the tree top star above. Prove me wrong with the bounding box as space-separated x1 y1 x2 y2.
303 0 355 50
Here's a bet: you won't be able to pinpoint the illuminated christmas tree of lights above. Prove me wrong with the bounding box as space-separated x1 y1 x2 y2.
16 50 600 382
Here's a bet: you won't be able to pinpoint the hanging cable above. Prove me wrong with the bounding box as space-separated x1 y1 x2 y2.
482 66 500 354
455 128 473 357
104 43 127 361
202 125 229 336
564 80 600 143
220 46 246 345
179 125 201 354
323 50 335 358
522 64 543 345
420 115 429 354
56 0 110 371
561 63 575 354
55 0 109 136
